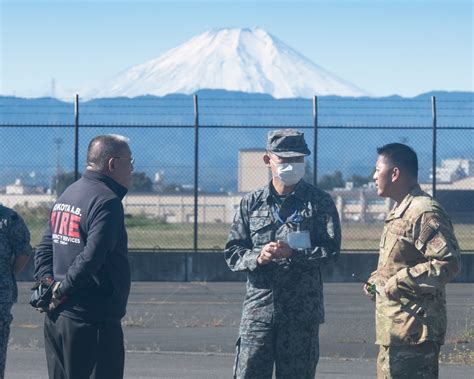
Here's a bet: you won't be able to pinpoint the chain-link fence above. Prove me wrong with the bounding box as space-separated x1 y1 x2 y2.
1 94 473 251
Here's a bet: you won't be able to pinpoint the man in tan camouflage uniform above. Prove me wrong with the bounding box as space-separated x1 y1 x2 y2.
225 129 341 378
365 143 461 378
0 205 31 378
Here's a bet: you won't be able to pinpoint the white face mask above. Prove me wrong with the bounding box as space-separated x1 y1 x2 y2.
271 161 305 185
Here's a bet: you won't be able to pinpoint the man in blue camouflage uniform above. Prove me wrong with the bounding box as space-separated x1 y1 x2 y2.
0 205 31 378
225 129 341 379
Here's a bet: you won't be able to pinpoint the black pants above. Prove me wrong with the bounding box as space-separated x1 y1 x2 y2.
44 313 124 379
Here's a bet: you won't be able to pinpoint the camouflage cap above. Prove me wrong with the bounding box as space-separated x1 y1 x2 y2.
266 129 311 157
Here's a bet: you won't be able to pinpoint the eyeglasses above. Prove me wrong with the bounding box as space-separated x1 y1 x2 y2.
113 156 135 165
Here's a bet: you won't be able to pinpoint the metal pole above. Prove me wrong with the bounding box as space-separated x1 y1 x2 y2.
431 96 437 198
193 94 199 256
74 94 79 181
312 96 318 186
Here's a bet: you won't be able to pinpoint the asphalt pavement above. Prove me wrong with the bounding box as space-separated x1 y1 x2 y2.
6 282 474 378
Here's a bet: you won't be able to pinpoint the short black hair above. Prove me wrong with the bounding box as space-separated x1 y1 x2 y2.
377 143 418 179
87 134 129 170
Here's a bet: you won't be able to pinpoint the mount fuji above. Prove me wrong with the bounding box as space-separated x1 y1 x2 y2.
85 27 367 99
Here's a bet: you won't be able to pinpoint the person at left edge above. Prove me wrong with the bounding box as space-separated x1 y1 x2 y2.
0 205 31 379
34 134 133 379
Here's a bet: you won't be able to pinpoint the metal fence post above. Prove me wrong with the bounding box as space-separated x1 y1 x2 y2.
431 96 437 198
193 94 199 257
74 94 79 181
312 95 318 186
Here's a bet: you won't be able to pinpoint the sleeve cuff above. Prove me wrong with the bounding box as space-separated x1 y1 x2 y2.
395 267 420 295
59 278 72 296
247 255 259 271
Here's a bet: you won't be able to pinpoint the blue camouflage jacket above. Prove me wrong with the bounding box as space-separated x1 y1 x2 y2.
225 180 341 325
0 205 31 303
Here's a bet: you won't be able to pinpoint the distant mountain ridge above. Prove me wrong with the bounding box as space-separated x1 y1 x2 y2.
83 27 367 99
0 90 472 191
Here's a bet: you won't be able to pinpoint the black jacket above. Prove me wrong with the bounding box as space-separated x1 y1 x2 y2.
35 170 131 321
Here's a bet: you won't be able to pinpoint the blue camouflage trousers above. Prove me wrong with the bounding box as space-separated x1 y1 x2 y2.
234 319 320 379
0 303 13 379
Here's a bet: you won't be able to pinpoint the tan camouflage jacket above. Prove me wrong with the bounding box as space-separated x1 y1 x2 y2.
371 185 461 346
224 180 341 326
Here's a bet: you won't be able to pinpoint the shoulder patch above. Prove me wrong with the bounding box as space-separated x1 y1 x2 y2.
415 217 440 251
418 218 439 244
429 236 446 251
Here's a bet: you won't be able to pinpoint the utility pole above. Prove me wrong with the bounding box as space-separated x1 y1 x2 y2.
53 137 63 194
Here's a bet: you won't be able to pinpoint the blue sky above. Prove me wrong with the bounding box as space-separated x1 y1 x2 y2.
1 0 472 98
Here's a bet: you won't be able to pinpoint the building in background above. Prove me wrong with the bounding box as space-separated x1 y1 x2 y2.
6 179 37 195
238 149 270 193
430 158 474 183
2 155 473 225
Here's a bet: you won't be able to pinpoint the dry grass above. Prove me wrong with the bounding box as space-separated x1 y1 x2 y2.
441 345 474 365
28 219 474 251
443 315 474 365
122 311 155 328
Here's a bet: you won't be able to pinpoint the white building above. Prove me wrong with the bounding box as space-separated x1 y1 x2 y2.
238 149 270 192
1 154 472 224
430 158 474 183
5 179 37 195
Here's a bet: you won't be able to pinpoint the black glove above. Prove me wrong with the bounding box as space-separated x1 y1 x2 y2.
30 276 55 312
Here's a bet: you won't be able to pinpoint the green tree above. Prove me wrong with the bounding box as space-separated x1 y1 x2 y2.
303 160 314 184
52 172 78 195
130 172 153 193
13 204 50 225
348 173 372 187
162 183 193 193
318 170 345 190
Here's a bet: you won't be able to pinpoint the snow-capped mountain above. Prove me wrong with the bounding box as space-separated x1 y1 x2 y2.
85 28 367 99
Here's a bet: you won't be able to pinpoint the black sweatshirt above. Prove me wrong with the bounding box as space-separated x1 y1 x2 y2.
35 170 131 321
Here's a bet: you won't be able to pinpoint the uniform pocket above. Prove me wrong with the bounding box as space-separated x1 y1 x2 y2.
392 302 426 344
380 232 399 267
380 220 407 266
249 213 271 233
249 212 273 245
250 220 272 234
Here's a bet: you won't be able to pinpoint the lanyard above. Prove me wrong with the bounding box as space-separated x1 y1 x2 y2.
271 203 303 225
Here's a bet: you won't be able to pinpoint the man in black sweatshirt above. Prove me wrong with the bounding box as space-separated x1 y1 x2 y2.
35 134 133 379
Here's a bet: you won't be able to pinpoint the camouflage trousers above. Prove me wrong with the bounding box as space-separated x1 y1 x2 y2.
0 303 13 379
233 319 320 379
377 341 441 379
